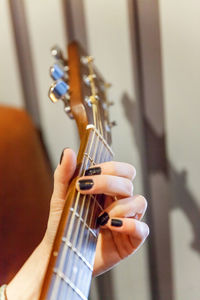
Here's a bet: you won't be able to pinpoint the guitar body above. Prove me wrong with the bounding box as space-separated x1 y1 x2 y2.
40 42 114 299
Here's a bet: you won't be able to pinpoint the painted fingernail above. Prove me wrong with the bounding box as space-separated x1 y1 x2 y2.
97 212 109 226
85 167 101 176
111 219 123 227
59 148 69 164
78 179 94 190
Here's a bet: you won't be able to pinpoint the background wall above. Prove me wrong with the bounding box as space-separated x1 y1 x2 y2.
1 0 200 299
159 1 200 299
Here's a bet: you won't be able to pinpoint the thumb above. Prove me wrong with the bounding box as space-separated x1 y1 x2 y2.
52 148 77 199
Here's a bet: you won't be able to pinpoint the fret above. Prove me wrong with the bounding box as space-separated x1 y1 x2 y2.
84 152 96 165
61 238 93 271
53 268 87 300
69 207 97 239
86 124 114 157
90 195 103 211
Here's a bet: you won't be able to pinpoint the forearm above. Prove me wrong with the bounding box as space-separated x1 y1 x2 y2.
6 238 51 300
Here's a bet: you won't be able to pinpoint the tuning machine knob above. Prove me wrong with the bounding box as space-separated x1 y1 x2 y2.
50 63 68 81
49 80 69 101
51 45 65 61
48 80 73 119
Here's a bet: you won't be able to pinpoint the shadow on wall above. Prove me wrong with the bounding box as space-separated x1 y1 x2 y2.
121 92 200 255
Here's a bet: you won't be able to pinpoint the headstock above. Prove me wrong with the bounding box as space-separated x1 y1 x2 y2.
48 41 116 145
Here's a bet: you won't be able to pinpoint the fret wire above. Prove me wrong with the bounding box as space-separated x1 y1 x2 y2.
61 238 93 271
50 128 96 300
86 124 114 157
69 207 97 238
84 152 96 165
53 268 87 300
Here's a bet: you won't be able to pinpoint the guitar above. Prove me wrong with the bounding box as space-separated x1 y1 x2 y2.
39 42 115 300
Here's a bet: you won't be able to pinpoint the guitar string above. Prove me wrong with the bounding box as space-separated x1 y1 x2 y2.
65 125 113 297
65 130 99 299
71 131 106 294
53 129 112 299
88 58 104 138
74 139 110 296
50 127 96 300
75 128 114 296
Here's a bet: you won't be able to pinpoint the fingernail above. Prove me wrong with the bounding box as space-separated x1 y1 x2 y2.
60 148 69 165
97 212 109 226
111 219 123 227
78 179 94 190
85 167 101 176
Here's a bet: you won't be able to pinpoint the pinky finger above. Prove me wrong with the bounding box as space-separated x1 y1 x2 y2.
104 218 149 242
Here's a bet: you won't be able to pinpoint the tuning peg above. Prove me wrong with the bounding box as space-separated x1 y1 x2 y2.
50 63 68 81
51 45 64 61
81 56 94 65
48 80 69 103
50 64 64 80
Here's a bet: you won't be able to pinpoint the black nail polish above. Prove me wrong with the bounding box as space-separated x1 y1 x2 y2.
85 167 101 176
111 219 123 227
97 212 109 226
78 179 94 190
59 148 69 164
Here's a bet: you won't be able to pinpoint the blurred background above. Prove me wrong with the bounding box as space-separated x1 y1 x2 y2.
0 0 200 299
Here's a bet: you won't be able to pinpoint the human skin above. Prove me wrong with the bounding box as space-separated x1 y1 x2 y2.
6 148 149 300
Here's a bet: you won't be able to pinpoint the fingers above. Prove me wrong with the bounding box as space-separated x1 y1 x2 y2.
84 161 136 180
76 175 133 197
76 161 135 197
53 148 77 199
106 218 149 240
104 195 147 219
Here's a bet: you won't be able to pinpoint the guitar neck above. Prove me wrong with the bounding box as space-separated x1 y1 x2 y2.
40 125 114 300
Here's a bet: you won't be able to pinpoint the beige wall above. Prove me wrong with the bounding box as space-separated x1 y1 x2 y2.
159 0 200 299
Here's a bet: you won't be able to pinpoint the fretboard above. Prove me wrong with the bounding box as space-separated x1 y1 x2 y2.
40 125 114 300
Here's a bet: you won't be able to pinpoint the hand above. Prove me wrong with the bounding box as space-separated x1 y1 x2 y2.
75 158 149 276
44 148 149 276
6 148 149 300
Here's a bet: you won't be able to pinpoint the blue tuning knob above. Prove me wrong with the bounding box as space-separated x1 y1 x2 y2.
50 64 65 80
52 80 69 98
